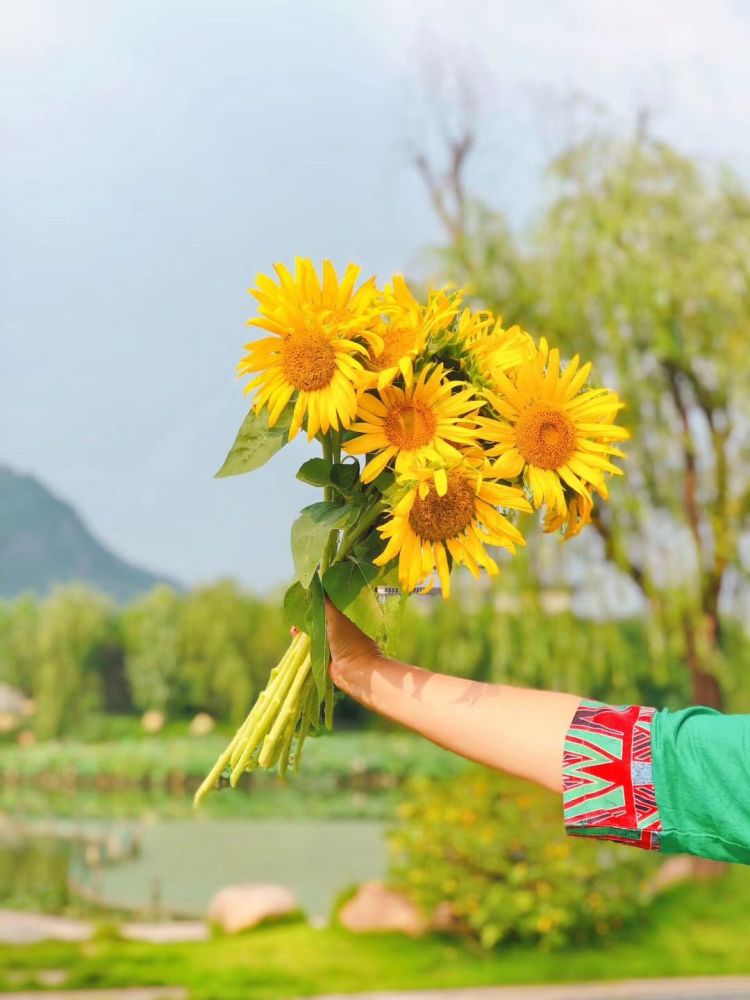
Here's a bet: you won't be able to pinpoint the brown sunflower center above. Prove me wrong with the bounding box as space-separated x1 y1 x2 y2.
408 474 476 543
371 327 417 371
280 332 336 391
383 402 437 450
514 404 576 470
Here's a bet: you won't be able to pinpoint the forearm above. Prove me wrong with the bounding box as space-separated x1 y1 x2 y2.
331 654 582 793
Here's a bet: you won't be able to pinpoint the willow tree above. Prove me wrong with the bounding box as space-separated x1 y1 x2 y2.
536 135 750 708
34 585 113 738
421 128 750 708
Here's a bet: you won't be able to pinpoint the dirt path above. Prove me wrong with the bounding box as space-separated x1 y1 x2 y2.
0 991 186 1000
312 978 750 1000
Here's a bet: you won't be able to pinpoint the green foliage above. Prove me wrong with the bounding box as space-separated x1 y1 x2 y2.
215 405 293 478
9 866 750 1000
179 581 286 725
430 129 750 704
1 579 749 742
296 457 332 486
0 732 469 822
290 501 360 588
322 560 386 642
0 836 73 913
122 586 183 714
283 577 328 698
394 590 720 707
389 769 656 950
33 586 114 740
0 593 38 693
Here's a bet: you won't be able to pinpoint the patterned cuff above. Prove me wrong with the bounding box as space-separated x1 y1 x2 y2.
563 699 662 851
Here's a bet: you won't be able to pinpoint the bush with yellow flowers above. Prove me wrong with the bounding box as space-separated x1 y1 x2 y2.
388 770 657 950
196 259 628 802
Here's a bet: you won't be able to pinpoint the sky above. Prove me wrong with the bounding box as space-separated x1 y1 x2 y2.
3 0 750 593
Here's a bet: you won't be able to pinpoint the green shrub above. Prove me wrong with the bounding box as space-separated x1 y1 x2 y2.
388 769 658 950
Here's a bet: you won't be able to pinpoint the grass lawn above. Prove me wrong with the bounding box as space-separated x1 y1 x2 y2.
3 867 750 999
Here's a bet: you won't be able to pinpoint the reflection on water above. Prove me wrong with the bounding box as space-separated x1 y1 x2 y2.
0 817 386 920
0 834 74 913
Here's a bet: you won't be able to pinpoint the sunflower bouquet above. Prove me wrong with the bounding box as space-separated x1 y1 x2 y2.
194 258 627 804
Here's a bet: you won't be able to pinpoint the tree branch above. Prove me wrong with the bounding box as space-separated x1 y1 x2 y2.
413 129 475 244
590 508 646 593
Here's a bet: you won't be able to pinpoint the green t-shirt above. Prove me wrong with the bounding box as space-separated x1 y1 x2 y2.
652 706 750 864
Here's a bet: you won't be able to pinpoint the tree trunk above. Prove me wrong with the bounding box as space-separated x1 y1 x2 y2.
683 611 723 710
680 609 727 878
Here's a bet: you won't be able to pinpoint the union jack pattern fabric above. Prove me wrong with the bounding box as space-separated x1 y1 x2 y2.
562 699 662 851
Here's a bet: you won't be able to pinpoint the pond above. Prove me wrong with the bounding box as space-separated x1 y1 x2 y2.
0 817 388 920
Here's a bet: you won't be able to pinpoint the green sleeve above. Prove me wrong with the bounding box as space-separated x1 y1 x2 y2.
652 705 750 865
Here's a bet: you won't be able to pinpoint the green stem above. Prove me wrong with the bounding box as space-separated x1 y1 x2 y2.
321 434 333 499
258 650 312 767
330 427 342 465
337 500 387 562
293 676 317 773
278 715 297 776
324 673 334 730
228 636 300 769
230 633 310 782
319 432 339 576
194 640 301 805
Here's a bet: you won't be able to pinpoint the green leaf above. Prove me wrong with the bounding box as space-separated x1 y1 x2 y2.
291 502 360 589
331 462 359 492
282 577 329 700
283 581 312 632
352 531 385 563
296 458 332 487
308 574 329 700
323 559 387 642
215 405 293 478
372 469 395 493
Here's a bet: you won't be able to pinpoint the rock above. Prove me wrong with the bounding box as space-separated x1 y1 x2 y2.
431 900 461 933
338 881 427 937
652 856 695 893
188 712 215 736
0 909 93 944
0 712 19 733
0 683 30 717
207 884 298 934
141 709 165 735
121 921 209 943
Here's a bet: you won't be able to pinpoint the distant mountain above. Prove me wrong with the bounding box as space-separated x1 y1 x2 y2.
0 465 179 602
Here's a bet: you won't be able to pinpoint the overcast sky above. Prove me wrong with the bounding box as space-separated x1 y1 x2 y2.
3 0 750 593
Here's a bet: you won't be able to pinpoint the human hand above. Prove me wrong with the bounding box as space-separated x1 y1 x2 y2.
291 601 382 687
324 600 382 685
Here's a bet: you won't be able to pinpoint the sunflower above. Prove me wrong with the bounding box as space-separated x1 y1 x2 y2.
543 491 593 539
373 459 532 597
238 258 378 440
477 338 629 517
344 364 482 484
442 310 534 391
452 306 495 344
470 321 536 387
359 278 459 391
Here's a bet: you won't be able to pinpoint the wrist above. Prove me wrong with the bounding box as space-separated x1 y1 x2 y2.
329 649 386 693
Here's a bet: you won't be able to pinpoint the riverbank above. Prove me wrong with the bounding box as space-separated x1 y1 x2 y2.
0 731 468 819
3 867 750 999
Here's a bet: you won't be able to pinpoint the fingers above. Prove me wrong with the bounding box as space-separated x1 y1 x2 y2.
324 599 355 647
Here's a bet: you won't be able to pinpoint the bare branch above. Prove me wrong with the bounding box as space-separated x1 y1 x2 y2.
412 129 475 244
